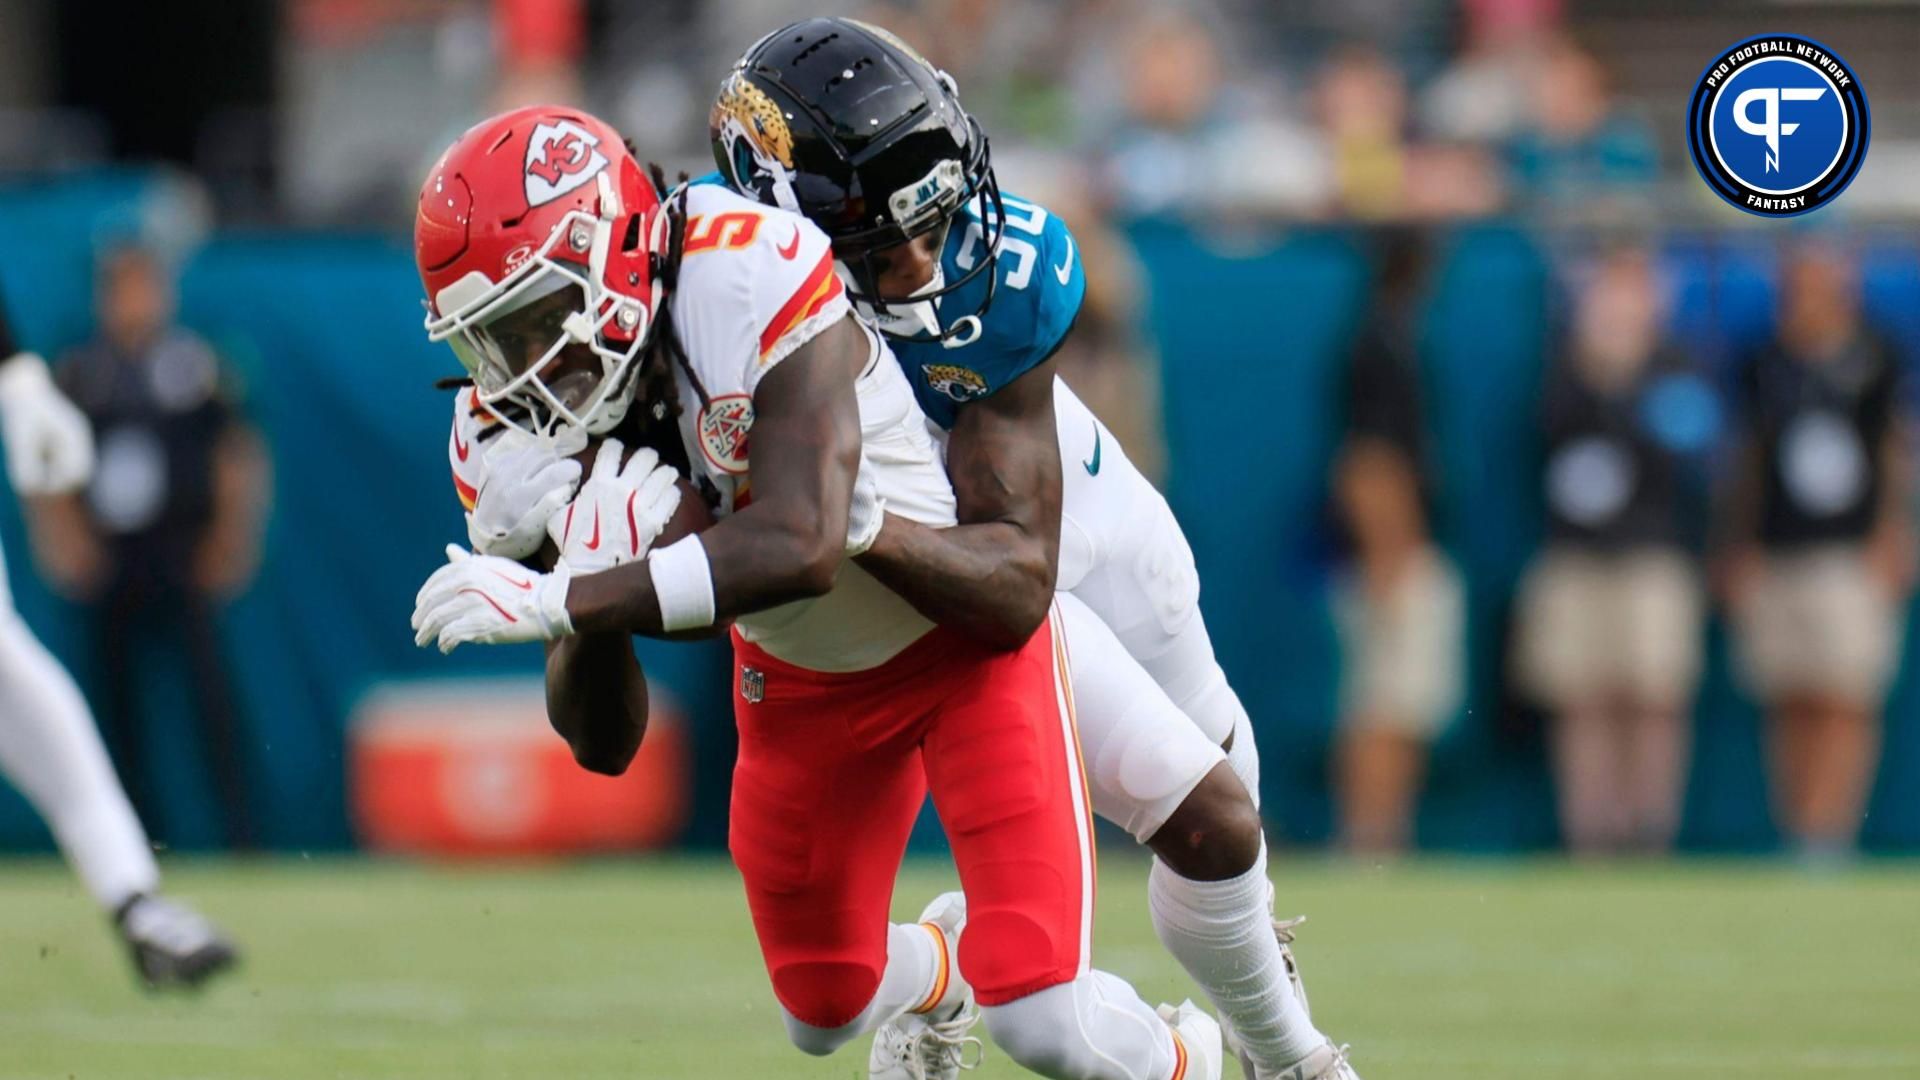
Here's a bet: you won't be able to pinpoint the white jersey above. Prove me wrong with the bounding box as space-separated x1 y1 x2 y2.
446 186 956 673
664 185 954 672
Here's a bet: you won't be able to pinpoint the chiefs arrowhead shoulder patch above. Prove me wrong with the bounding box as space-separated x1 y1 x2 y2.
698 393 754 475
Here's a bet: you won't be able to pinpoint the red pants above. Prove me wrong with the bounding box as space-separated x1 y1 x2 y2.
728 608 1095 1028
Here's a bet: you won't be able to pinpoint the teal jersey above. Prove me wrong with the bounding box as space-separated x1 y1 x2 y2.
691 175 1085 428
891 190 1085 429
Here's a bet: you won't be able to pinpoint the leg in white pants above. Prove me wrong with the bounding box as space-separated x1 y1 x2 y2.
1054 381 1252 756
983 971 1185 1080
1056 591 1224 842
1055 383 1330 1075
0 550 157 910
1058 591 1326 1074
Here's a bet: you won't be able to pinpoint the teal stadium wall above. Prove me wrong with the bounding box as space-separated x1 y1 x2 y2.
0 174 1914 854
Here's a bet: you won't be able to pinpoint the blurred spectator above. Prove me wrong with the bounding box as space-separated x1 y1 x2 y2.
1400 139 1507 221
491 0 586 111
1721 238 1913 860
1330 230 1465 854
1515 245 1715 855
1503 37 1657 221
28 246 271 849
1313 42 1509 222
1419 0 1562 145
1095 9 1329 219
1314 45 1410 220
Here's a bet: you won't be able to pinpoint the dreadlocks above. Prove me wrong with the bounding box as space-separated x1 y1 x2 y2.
639 161 712 417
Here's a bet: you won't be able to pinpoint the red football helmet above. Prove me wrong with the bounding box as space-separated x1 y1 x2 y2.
416 105 665 437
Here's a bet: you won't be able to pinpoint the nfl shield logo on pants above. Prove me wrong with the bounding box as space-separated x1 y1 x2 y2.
740 667 765 704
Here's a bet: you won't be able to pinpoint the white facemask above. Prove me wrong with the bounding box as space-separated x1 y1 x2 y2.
844 260 946 340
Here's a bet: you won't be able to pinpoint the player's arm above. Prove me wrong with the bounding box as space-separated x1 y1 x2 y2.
562 315 866 635
543 634 649 774
854 357 1063 649
534 515 654 773
443 400 649 771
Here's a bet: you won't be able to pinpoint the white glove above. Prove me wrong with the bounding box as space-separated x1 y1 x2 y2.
411 544 574 654
845 449 885 556
547 437 682 575
466 428 583 560
0 352 95 495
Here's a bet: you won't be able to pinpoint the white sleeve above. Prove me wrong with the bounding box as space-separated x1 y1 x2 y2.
671 207 852 400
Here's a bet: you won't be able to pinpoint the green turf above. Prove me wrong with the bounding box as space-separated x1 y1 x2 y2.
2 855 1916 1079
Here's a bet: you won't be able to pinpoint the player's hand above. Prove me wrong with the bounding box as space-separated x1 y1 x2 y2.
0 352 95 495
845 448 885 556
466 428 583 560
411 544 573 653
546 438 682 575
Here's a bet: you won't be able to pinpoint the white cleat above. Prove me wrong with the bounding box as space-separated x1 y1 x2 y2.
869 1007 984 1080
1221 1022 1361 1079
1284 1042 1362 1080
1156 999 1224 1080
870 892 982 1080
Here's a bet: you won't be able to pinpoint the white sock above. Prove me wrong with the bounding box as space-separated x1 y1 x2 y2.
781 920 945 1055
1149 841 1324 1072
0 613 158 911
981 969 1179 1080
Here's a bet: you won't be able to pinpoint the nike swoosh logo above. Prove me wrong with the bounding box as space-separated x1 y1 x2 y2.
452 425 470 463
777 228 801 261
583 508 602 551
1082 424 1101 476
488 570 534 591
1053 235 1075 285
459 588 519 623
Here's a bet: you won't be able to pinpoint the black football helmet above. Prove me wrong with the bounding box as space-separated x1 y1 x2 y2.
710 17 1004 341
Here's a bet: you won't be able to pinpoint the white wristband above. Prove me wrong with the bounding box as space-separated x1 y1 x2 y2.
648 533 716 632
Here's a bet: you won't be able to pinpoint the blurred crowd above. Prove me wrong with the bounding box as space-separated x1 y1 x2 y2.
0 0 1914 857
7 0 1913 227
1328 228 1912 860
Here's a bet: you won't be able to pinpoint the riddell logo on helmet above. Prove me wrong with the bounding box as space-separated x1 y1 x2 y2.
524 120 610 208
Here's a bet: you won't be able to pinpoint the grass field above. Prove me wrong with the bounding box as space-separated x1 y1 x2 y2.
2 855 1917 1079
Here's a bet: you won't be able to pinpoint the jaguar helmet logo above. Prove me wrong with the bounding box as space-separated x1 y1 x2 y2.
923 363 989 403
713 72 796 187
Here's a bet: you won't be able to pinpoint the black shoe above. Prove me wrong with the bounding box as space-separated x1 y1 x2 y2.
115 893 240 990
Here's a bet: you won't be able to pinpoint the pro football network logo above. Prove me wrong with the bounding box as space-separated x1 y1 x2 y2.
1686 35 1868 217
524 119 610 208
